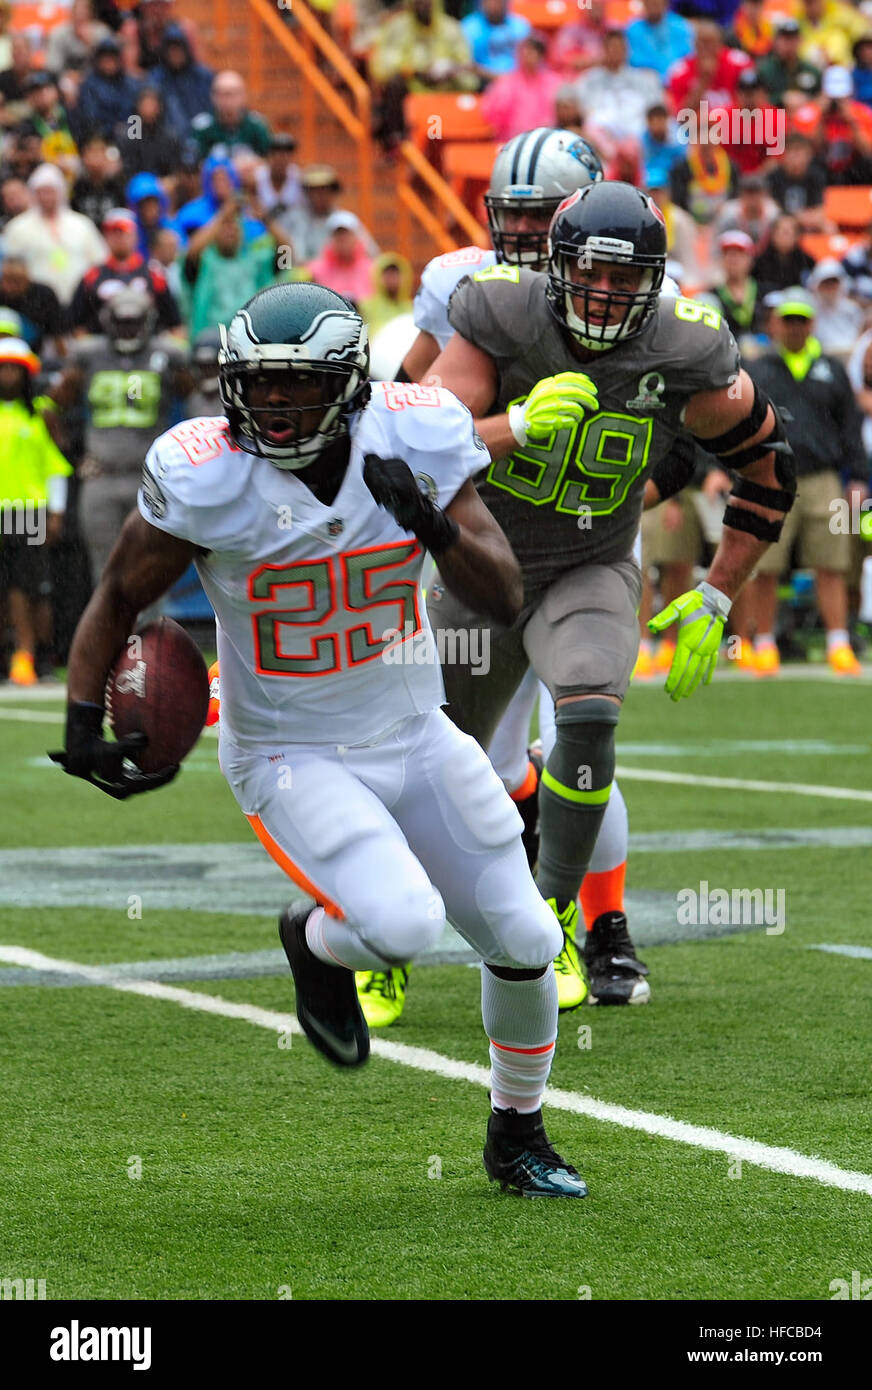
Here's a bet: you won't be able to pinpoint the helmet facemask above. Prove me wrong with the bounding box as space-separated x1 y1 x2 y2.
217 346 368 469
548 236 664 351
486 193 562 270
103 303 155 353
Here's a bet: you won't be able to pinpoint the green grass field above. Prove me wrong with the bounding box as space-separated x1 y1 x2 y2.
1 671 870 1301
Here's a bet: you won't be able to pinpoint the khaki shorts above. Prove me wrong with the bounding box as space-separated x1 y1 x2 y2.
641 490 704 567
755 471 850 576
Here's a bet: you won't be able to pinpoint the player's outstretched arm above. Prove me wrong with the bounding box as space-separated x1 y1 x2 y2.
401 329 440 384
52 511 201 799
683 369 792 599
649 369 795 701
439 478 523 627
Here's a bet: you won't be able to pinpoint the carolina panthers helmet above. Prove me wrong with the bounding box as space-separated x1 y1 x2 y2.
546 181 667 352
218 282 370 468
100 287 156 353
485 127 603 269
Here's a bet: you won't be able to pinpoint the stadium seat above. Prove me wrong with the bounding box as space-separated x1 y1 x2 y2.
405 93 495 153
509 0 575 29
443 140 500 209
823 185 872 231
800 231 866 261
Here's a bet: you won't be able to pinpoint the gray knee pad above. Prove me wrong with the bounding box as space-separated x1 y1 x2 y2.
537 698 621 905
547 697 620 799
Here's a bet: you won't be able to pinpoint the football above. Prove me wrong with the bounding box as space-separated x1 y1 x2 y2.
106 617 210 773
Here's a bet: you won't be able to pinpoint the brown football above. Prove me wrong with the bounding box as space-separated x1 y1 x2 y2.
106 618 210 773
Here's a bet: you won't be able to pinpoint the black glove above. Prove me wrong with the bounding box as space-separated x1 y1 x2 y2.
363 454 460 555
48 701 180 801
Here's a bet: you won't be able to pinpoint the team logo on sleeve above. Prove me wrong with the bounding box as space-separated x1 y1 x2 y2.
140 465 167 517
625 371 666 411
416 473 438 503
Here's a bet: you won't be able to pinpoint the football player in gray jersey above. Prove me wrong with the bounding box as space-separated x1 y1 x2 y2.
423 180 796 1011
52 287 194 582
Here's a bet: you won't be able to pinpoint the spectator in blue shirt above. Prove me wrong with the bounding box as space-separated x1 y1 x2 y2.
626 0 694 81
462 0 531 83
853 36 872 109
641 102 685 187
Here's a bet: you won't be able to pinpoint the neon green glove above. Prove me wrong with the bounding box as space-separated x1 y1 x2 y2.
508 371 599 445
648 581 732 701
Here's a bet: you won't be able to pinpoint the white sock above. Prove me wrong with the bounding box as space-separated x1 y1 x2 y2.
487 667 540 793
755 633 776 650
482 965 558 1114
588 780 628 875
826 628 850 653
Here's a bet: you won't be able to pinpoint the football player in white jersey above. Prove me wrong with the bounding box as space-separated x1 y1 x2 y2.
51 282 589 1199
357 129 648 1026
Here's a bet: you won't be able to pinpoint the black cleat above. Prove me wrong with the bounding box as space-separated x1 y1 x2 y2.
483 1106 588 1198
517 745 543 871
583 911 650 1005
278 907 370 1066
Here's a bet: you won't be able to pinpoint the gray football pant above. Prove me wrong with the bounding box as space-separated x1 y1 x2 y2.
426 559 642 903
78 475 141 585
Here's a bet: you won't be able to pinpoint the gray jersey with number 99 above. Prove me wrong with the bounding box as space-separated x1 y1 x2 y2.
447 265 740 600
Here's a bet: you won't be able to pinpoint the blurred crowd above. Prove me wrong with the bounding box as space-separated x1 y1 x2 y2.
1 0 872 684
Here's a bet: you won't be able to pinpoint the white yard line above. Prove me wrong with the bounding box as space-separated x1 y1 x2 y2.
616 766 872 803
808 944 872 960
2 943 871 1199
5 705 871 798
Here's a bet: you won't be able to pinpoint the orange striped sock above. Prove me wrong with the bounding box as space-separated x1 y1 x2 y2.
580 861 626 931
509 759 538 802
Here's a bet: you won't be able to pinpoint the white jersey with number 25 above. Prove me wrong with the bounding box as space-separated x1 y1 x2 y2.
137 383 486 750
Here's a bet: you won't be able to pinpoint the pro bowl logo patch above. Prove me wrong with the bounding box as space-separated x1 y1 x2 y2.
625 371 666 411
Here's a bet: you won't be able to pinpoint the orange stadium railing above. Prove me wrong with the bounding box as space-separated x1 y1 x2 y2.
213 0 488 262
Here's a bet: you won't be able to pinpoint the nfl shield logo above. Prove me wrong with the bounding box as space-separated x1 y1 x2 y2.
327 518 344 536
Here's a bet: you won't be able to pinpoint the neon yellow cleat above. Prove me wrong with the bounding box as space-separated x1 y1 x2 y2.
548 899 588 1012
355 966 410 1027
828 643 861 676
754 644 780 677
10 649 37 686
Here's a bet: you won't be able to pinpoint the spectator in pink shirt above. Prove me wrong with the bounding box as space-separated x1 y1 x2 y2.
480 34 562 142
306 211 377 308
